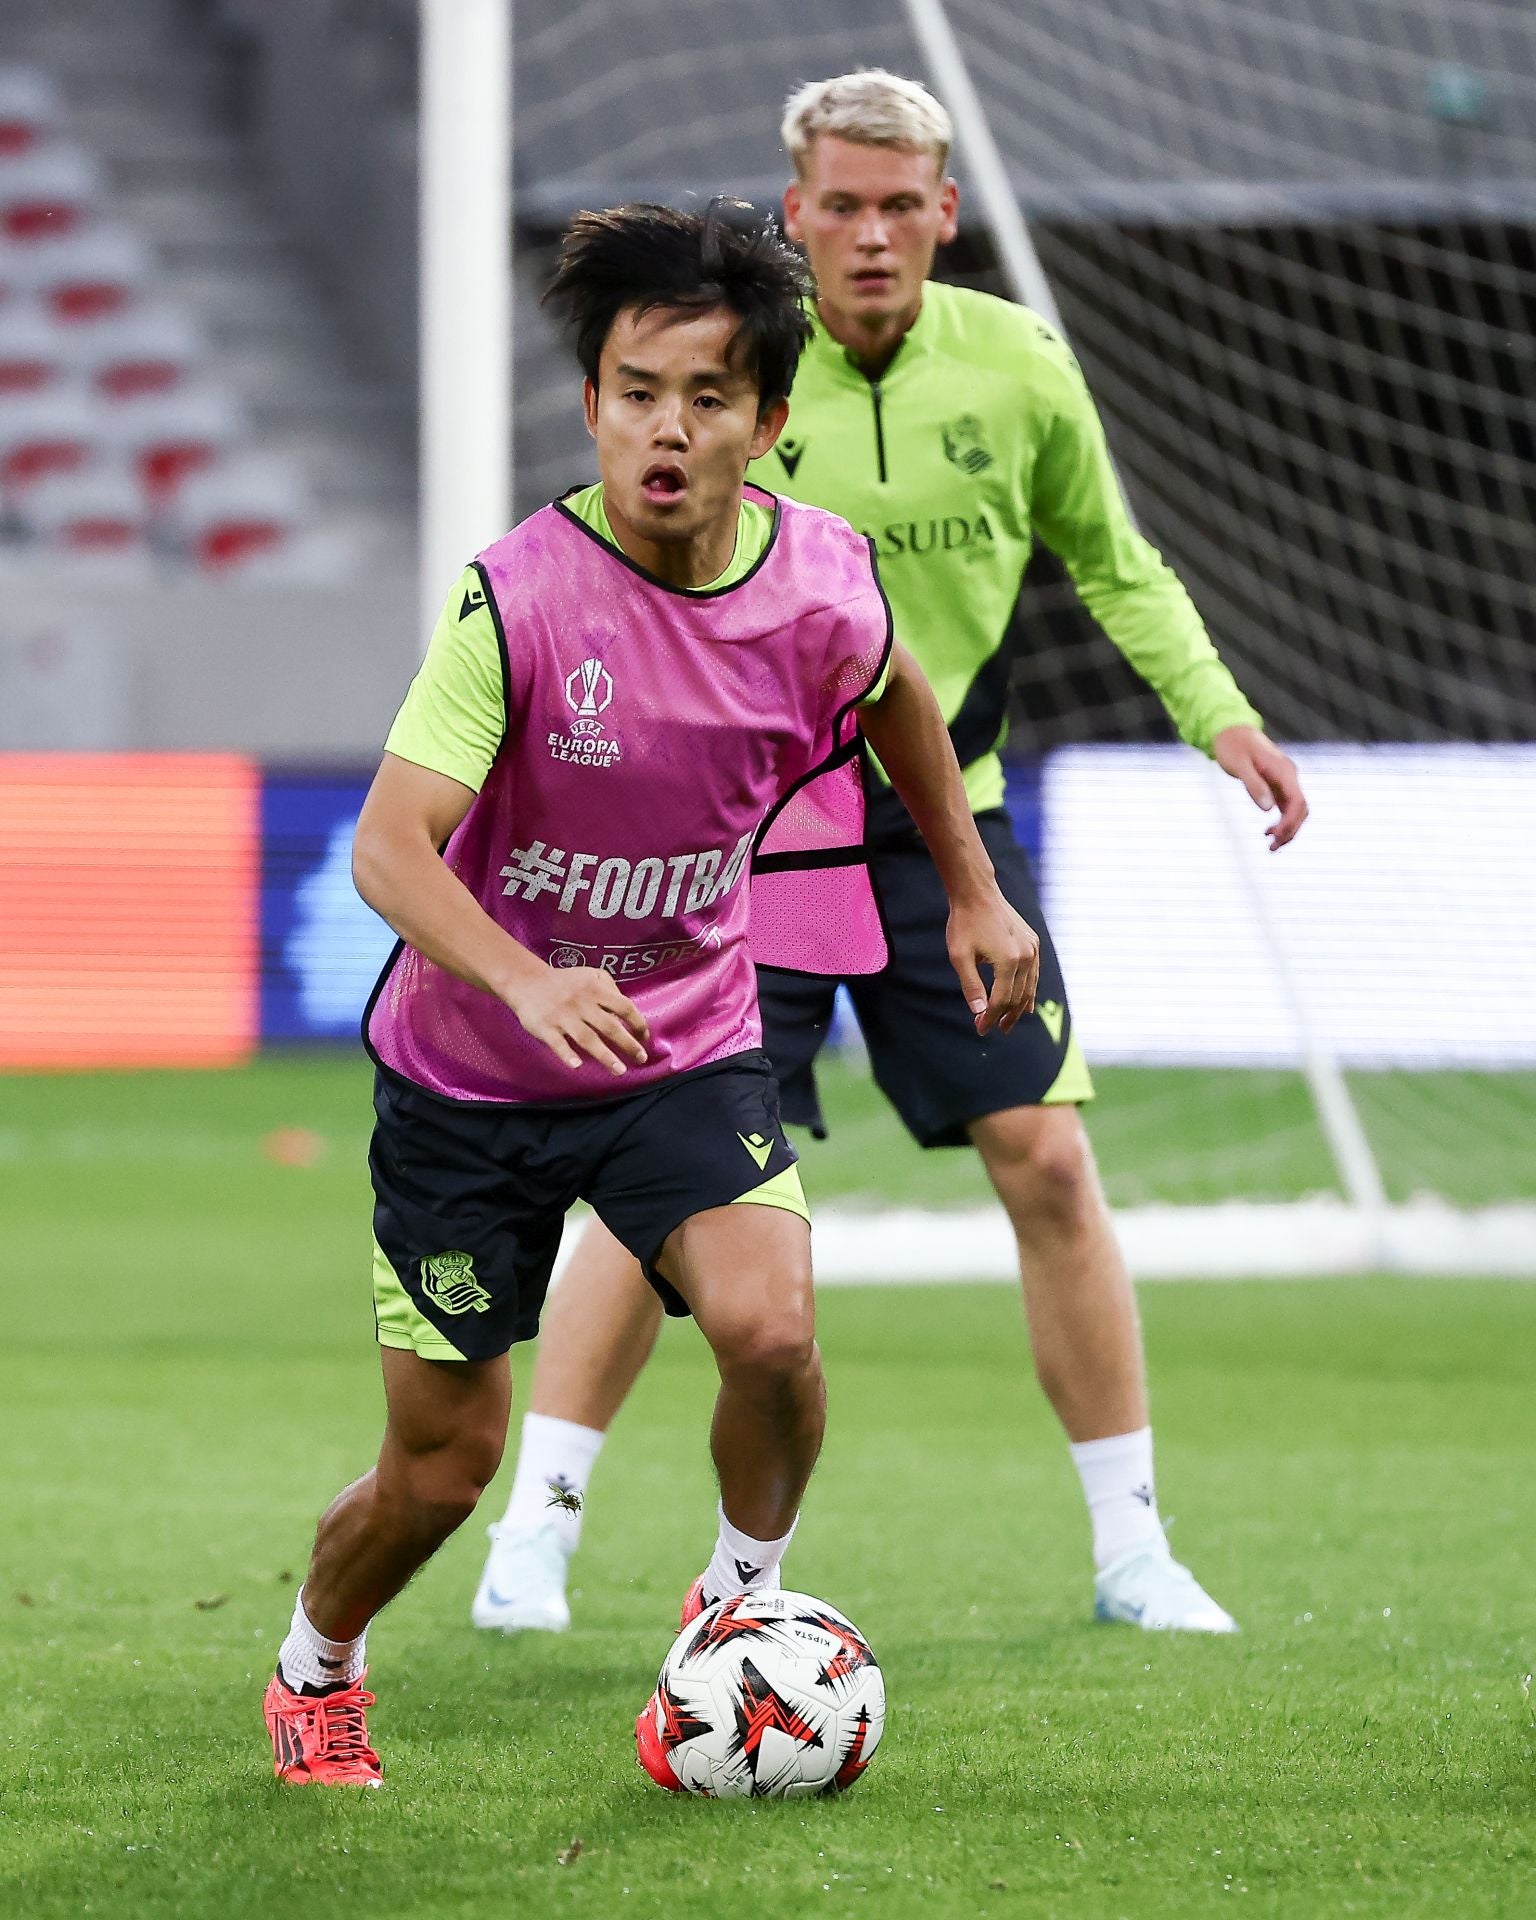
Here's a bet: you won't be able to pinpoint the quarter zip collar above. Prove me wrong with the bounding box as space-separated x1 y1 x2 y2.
808 288 933 388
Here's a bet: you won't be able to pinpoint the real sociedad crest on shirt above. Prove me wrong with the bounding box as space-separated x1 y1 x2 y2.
549 656 621 766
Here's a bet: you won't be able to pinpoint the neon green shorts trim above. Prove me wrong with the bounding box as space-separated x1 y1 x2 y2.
373 1234 469 1361
1041 1029 1094 1105
731 1161 810 1223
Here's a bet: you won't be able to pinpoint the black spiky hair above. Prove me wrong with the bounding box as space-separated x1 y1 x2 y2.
543 197 814 410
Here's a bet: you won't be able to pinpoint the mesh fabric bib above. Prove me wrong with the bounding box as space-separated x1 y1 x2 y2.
366 487 890 1104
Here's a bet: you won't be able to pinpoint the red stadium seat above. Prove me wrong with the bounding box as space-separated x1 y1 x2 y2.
69 301 206 398
170 452 309 571
0 67 65 159
0 298 68 393
0 382 98 490
0 142 102 241
103 380 244 501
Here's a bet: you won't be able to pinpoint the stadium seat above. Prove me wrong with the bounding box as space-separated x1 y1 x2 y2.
0 142 102 241
69 301 206 398
0 66 66 158
169 451 310 571
14 460 150 562
101 379 244 500
0 223 153 320
0 382 99 491
0 235 33 302
0 298 68 393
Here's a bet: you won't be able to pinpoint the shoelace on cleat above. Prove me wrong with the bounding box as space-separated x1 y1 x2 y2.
306 1686 380 1769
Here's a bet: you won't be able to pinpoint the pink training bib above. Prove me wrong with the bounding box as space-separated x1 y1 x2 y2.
366 487 890 1104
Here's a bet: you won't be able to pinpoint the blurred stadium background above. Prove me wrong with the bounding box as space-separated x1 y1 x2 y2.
2 0 1533 1272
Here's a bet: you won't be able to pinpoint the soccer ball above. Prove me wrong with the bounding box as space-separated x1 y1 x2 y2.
635 1589 885 1800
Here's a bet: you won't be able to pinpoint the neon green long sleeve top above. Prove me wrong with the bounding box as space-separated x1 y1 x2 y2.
749 281 1261 810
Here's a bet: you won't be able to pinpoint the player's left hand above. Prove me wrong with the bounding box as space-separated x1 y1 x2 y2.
1213 725 1309 850
947 893 1040 1036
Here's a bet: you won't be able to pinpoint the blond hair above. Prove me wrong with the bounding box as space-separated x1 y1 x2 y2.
781 69 953 177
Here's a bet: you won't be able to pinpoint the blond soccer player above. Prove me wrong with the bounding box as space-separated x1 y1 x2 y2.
474 73 1306 1639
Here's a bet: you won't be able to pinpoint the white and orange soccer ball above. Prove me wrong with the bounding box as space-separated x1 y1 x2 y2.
635 1589 885 1800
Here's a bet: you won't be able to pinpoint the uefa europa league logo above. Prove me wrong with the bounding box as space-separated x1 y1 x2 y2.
549 655 622 763
564 657 614 721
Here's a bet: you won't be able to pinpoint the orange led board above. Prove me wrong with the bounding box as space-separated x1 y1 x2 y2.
0 754 259 1069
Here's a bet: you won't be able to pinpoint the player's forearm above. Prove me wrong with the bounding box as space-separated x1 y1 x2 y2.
1076 565 1261 754
1034 394 1261 753
859 647 995 904
353 823 544 1004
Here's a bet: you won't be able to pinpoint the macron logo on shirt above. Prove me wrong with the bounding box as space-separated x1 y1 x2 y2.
499 829 755 923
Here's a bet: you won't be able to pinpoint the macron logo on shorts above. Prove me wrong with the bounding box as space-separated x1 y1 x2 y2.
738 1131 774 1171
499 830 755 922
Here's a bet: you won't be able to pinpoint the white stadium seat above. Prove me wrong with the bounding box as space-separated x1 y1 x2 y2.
68 300 206 397
0 235 34 303
0 381 100 492
0 141 103 242
102 378 245 500
0 298 68 393
0 223 153 320
0 67 66 159
14 458 149 561
169 451 309 571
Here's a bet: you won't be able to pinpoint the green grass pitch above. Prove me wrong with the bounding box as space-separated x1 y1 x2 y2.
2 1054 1533 1918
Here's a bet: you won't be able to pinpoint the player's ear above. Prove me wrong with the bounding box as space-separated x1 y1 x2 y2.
782 179 804 245
937 176 959 246
582 377 599 440
749 396 791 462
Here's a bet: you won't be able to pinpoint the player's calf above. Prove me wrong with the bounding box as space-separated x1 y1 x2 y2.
660 1205 822 1622
265 1350 510 1779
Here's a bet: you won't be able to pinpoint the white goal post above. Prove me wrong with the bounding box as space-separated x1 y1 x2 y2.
901 0 1389 1218
418 0 512 642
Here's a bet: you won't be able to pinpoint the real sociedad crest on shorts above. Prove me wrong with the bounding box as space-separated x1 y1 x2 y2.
549 656 621 766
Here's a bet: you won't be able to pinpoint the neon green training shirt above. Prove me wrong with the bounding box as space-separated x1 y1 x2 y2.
386 481 778 793
748 282 1262 811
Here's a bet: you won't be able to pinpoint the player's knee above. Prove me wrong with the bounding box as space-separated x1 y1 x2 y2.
713 1309 817 1384
395 1428 504 1532
987 1110 1099 1234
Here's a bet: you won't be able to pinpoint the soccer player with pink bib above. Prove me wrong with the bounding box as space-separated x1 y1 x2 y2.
261 201 1039 1786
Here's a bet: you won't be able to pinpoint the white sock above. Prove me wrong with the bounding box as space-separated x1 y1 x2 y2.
499 1412 606 1553
1069 1425 1168 1572
702 1502 796 1602
277 1592 366 1692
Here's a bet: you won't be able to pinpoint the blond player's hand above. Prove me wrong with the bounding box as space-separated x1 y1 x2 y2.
946 891 1040 1036
1213 724 1308 850
506 964 651 1076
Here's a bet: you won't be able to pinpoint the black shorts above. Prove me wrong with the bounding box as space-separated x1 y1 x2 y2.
759 808 1090 1150
369 1052 800 1360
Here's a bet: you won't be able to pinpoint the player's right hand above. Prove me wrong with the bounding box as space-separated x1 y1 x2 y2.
946 892 1041 1037
506 965 651 1076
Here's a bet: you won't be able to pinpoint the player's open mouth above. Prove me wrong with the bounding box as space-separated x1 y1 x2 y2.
641 464 687 503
